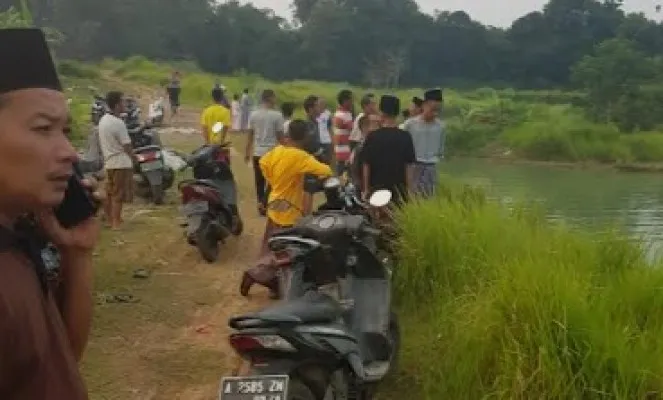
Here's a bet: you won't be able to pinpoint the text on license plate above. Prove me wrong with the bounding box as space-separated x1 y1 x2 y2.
140 160 163 171
183 201 208 215
219 375 288 400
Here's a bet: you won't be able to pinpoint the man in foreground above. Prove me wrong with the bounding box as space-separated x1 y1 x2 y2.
362 95 416 205
200 88 231 145
98 91 134 230
245 89 285 216
240 120 332 298
403 89 445 197
0 28 102 399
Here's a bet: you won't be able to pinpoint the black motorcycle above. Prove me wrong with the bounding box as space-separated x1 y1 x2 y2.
178 140 243 263
223 188 398 400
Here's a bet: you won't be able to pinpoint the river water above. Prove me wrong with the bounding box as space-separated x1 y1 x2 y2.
444 158 663 258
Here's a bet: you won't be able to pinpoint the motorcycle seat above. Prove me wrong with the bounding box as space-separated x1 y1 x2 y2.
229 291 343 328
193 179 225 192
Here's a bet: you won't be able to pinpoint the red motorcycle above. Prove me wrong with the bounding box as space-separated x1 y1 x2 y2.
178 141 243 263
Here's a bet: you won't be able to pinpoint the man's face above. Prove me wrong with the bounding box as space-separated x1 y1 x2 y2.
0 89 77 213
310 100 322 118
365 99 378 114
422 100 441 120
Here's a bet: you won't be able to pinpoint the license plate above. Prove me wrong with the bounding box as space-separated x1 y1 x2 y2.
219 375 288 400
140 160 163 171
182 201 208 215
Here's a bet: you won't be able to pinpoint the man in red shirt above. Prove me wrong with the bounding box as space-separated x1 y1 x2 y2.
332 89 354 177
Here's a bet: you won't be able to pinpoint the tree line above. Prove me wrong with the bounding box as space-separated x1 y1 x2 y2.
1 0 662 90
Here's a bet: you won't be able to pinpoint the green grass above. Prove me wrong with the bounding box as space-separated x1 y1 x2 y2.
390 177 663 399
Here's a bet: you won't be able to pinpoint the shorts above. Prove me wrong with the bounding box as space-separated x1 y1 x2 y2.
105 168 134 203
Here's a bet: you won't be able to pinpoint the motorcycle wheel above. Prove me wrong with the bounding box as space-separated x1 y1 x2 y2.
196 224 219 263
151 184 165 205
287 379 316 400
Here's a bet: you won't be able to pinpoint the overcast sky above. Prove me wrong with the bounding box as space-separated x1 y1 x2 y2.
238 0 661 27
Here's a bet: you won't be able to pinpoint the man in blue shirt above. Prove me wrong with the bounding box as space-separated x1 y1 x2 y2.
402 89 445 198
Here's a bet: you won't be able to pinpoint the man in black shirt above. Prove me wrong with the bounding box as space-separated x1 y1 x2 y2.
361 95 416 205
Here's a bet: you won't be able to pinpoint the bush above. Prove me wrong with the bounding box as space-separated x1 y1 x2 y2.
57 60 100 80
503 110 632 162
392 177 663 399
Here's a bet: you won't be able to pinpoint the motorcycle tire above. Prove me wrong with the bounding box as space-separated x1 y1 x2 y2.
150 184 165 205
196 225 219 263
287 379 317 400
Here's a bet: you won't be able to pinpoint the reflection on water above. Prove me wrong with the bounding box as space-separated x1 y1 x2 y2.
444 158 663 259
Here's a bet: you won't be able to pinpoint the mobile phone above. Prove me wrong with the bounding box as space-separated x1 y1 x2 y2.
54 163 99 228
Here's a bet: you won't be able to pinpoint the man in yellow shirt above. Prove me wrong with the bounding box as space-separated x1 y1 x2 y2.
200 88 231 144
240 119 333 298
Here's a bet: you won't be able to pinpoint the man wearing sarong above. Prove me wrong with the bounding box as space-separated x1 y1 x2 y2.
402 89 445 198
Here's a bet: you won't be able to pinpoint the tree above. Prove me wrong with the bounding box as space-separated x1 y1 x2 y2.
571 38 656 130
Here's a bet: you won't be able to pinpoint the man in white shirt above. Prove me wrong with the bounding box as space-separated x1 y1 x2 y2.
98 91 135 229
317 98 333 164
350 93 377 150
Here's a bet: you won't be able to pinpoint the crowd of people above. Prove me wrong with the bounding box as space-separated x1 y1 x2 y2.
0 26 445 398
196 85 446 297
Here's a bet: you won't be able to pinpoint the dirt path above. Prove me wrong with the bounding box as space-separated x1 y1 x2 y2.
82 100 271 399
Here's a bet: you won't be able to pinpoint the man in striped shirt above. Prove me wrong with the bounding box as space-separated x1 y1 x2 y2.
332 89 354 177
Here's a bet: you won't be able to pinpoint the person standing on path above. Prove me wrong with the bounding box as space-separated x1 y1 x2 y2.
332 89 354 177
0 28 102 400
99 91 135 230
231 94 241 132
240 88 252 132
245 89 285 216
402 89 445 198
200 88 231 145
281 102 295 136
166 71 181 120
350 93 377 151
317 98 333 165
361 95 416 205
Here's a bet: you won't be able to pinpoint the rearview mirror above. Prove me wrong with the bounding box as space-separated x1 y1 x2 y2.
323 176 341 190
212 122 224 134
369 189 392 208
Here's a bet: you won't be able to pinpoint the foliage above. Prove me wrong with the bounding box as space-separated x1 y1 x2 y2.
571 38 657 131
5 0 662 88
393 177 663 399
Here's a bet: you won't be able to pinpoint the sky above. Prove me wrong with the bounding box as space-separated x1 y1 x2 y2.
238 0 662 27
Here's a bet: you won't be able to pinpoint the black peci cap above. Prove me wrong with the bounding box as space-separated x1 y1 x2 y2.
424 89 443 102
379 95 400 117
0 28 62 95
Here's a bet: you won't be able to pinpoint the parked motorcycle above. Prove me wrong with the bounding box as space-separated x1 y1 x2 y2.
178 123 243 263
223 188 398 400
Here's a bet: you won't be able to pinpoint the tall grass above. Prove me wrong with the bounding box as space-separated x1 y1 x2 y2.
392 177 663 399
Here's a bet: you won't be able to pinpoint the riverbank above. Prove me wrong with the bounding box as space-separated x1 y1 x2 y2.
390 178 663 398
454 155 663 174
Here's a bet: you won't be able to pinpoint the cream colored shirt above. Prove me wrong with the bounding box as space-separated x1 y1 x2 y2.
98 114 133 170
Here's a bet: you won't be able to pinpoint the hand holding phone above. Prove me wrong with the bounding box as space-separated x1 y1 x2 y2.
53 163 100 229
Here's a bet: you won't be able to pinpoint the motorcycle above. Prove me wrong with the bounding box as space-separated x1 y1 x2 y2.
178 122 243 263
254 177 391 301
223 188 398 400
